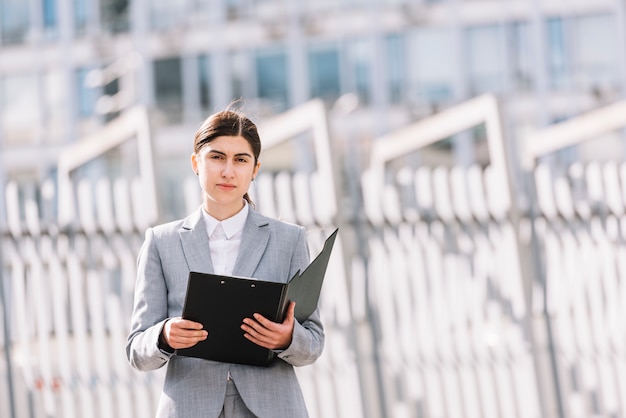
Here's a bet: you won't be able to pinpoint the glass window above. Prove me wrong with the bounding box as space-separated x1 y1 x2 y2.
149 0 186 30
574 14 617 91
230 50 253 101
43 0 57 34
308 45 341 103
76 67 99 118
74 0 89 36
387 33 406 104
198 55 212 114
509 21 533 92
409 27 454 105
101 0 129 33
466 25 505 95
0 74 41 145
154 57 183 124
547 17 569 90
256 49 289 112
0 0 29 45
345 39 371 105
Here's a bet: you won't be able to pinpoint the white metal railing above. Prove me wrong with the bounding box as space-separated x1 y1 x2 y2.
3 96 626 418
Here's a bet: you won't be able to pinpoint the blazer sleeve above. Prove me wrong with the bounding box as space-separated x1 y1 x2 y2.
126 227 174 371
276 226 325 367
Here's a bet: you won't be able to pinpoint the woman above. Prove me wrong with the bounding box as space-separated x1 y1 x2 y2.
126 108 325 418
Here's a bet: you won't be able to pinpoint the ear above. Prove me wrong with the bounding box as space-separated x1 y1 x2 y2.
252 161 261 179
191 152 198 175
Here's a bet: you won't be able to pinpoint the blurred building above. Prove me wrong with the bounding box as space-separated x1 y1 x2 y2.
2 2 626 418
1 0 624 216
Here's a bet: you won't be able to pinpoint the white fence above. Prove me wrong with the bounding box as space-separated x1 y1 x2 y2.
2 96 626 418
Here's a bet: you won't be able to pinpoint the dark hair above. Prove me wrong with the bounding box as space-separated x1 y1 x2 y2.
193 109 261 207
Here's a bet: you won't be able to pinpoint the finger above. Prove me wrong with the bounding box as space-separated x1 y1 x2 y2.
168 331 208 349
249 313 275 330
242 318 279 342
242 327 277 349
176 319 205 330
177 328 208 339
241 318 269 337
241 318 291 350
283 301 296 324
168 322 208 339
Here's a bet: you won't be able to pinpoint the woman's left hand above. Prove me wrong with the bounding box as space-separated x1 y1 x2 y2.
241 301 296 350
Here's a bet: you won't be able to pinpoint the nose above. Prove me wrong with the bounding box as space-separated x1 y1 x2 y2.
221 160 235 178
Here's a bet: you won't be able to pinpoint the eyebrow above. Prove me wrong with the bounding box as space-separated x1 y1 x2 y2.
207 150 253 158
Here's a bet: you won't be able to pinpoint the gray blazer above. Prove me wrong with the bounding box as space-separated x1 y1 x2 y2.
126 208 325 418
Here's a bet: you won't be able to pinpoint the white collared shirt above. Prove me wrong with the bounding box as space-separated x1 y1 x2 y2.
201 203 249 276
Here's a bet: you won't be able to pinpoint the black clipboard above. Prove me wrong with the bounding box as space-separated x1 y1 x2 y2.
177 228 338 366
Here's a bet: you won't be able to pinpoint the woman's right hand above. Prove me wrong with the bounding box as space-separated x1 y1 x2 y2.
162 318 208 349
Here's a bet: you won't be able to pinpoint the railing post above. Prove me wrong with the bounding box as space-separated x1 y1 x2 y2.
0 235 16 418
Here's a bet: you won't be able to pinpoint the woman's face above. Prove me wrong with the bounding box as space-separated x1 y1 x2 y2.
191 135 260 220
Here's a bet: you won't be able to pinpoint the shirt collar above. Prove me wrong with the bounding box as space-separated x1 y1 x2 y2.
202 202 249 239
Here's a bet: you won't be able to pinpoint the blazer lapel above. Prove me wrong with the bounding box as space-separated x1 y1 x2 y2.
232 210 270 278
180 208 214 274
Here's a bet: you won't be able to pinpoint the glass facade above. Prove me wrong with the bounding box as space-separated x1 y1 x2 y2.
149 0 186 30
466 25 506 95
574 14 616 91
509 21 533 92
154 57 183 123
308 45 341 103
74 0 90 35
198 55 212 114
547 17 569 90
0 0 622 172
76 67 99 118
100 0 129 33
410 27 455 105
387 33 406 104
0 0 29 45
229 50 250 101
2 3 626 418
345 38 371 105
43 0 57 33
255 48 289 112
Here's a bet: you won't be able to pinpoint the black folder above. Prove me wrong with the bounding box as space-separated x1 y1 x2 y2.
177 228 338 366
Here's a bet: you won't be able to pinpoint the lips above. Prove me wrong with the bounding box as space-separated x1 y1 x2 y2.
217 183 236 190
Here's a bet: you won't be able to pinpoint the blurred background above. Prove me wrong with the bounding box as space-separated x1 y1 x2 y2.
2 0 626 417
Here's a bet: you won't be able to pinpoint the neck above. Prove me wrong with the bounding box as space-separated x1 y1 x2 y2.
204 200 245 221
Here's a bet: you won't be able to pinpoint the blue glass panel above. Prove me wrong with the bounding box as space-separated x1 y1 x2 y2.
101 0 129 33
74 0 88 35
308 47 341 102
348 40 370 105
575 14 616 90
509 21 533 92
411 27 454 105
43 0 57 28
0 0 29 44
386 33 405 103
547 17 568 89
198 55 212 113
256 50 289 112
153 57 183 123
75 68 98 117
466 25 505 94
